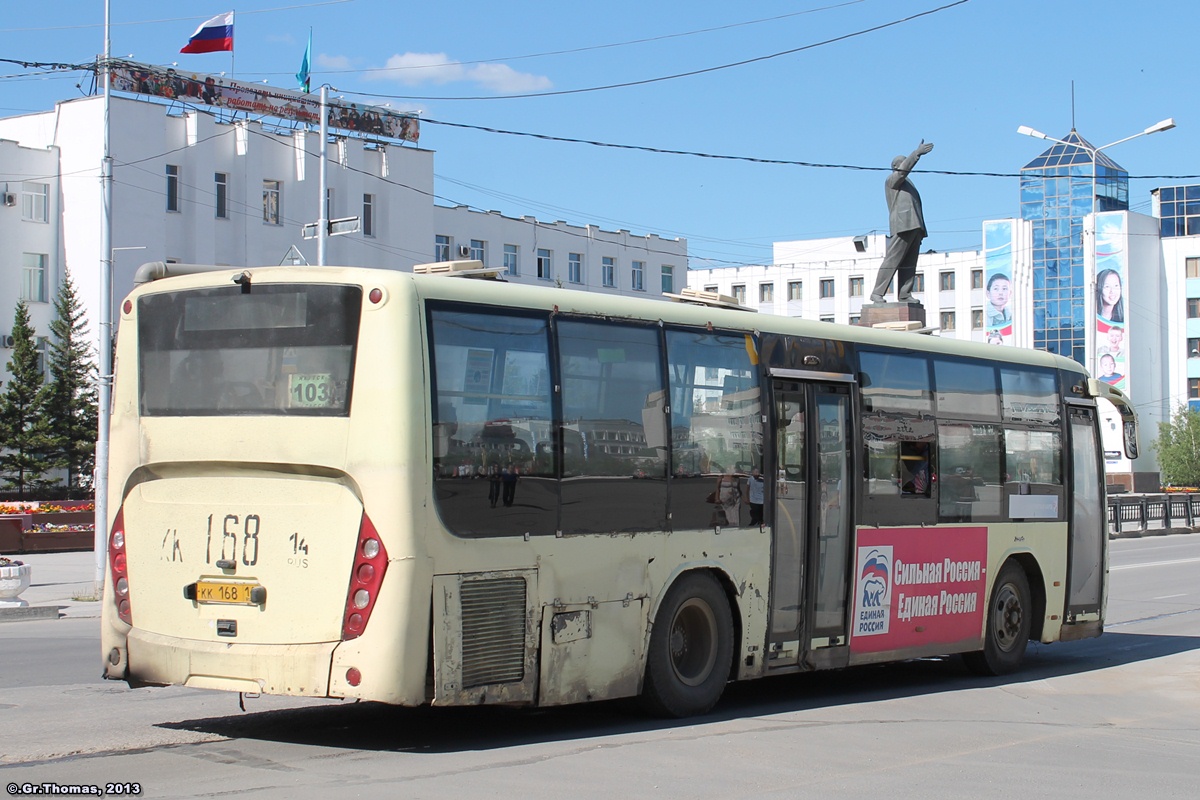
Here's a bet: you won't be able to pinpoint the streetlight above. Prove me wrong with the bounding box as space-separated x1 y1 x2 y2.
94 244 145 593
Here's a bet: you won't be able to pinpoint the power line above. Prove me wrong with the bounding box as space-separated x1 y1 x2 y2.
0 1 355 33
340 0 973 101
290 1 866 79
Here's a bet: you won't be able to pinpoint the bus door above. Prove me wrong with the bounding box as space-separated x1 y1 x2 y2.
1065 404 1105 621
767 376 854 668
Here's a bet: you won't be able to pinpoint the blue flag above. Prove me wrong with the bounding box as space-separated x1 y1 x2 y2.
296 31 311 93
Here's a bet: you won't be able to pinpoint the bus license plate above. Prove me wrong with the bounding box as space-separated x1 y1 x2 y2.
196 579 259 605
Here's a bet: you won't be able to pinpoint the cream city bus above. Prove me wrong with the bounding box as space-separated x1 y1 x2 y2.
100 262 1138 717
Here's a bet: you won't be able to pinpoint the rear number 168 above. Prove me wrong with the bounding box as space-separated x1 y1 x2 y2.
206 513 260 566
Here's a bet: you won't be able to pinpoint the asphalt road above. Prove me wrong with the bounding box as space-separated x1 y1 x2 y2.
2 534 1198 799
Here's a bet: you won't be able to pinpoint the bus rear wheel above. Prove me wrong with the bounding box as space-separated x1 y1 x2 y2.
641 571 733 718
964 561 1032 676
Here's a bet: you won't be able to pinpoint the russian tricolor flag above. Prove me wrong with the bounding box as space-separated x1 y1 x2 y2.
180 12 234 54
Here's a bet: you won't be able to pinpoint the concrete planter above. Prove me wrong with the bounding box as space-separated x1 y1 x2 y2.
0 562 32 606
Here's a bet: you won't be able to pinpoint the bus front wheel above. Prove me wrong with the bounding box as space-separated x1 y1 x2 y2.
964 561 1032 676
641 571 734 718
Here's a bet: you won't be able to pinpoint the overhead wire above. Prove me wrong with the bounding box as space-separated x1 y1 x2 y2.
341 0 973 101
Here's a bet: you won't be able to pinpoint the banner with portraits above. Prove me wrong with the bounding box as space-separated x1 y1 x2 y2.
108 60 419 143
1093 213 1128 393
982 220 1014 346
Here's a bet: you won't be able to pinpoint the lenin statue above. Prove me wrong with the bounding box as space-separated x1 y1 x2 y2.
870 140 934 302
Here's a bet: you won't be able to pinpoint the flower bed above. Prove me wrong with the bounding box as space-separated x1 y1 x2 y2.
0 503 95 554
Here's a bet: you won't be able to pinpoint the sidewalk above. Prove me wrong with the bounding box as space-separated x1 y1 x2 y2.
0 549 102 622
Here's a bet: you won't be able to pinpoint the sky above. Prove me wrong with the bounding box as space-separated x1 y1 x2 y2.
2 0 1197 269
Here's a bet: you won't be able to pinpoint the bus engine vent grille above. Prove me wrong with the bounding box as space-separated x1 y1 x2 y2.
460 577 528 688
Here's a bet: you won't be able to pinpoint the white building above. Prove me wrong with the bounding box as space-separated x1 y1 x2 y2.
0 137 62 366
432 206 685 297
688 234 993 341
0 93 685 384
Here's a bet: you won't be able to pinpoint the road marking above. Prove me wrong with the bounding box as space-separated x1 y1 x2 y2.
1153 593 1187 600
1111 556 1200 571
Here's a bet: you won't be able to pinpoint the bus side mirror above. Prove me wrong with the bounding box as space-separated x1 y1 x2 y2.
1123 420 1139 460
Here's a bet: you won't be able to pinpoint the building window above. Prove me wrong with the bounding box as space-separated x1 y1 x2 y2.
849 276 864 297
166 164 180 212
470 239 486 263
661 264 674 294
34 336 49 379
568 253 583 284
21 182 48 223
820 279 835 298
940 271 955 291
704 284 718 293
632 260 645 291
820 316 835 323
732 284 746 304
214 173 228 219
759 283 774 302
849 314 861 325
971 309 984 330
1189 338 1200 357
1191 379 1200 399
913 273 925 293
602 257 616 287
537 248 552 280
940 311 956 331
362 194 375 236
435 234 451 262
788 280 802 301
971 269 984 289
21 253 47 303
504 244 519 275
262 180 281 225
1187 257 1200 279
1189 298 1200 319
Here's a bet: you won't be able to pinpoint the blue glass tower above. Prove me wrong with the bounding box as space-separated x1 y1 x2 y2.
1019 130 1129 365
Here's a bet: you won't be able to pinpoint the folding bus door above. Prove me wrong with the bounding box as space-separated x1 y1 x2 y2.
767 376 853 669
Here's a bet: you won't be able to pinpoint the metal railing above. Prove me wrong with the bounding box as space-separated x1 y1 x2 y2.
1107 493 1200 534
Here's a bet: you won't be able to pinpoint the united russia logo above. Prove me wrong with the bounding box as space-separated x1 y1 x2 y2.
854 546 892 637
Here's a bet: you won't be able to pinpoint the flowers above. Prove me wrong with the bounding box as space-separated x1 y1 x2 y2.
0 502 95 515
0 556 25 567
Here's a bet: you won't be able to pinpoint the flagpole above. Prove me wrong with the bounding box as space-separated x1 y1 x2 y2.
318 83 328 267
230 10 236 78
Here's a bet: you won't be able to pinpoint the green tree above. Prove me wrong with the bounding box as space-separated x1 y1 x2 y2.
1153 404 1200 488
0 299 55 498
44 269 98 497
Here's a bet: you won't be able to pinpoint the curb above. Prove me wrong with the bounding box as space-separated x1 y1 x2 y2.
0 604 60 622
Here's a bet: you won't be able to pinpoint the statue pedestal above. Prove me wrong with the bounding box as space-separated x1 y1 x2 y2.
857 301 927 330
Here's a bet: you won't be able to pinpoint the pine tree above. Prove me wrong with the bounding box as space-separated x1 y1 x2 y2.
44 269 98 497
0 299 55 498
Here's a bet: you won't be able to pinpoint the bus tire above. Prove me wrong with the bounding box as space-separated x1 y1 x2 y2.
964 561 1032 676
641 571 733 718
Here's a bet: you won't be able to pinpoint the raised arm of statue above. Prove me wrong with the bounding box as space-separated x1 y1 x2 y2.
893 140 935 177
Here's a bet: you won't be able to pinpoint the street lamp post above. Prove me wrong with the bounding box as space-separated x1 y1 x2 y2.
93 245 144 592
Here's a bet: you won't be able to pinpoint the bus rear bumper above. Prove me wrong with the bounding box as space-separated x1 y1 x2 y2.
125 628 338 698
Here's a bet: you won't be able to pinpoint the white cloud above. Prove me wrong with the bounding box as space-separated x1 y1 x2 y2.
316 54 354 71
466 63 552 93
366 52 551 93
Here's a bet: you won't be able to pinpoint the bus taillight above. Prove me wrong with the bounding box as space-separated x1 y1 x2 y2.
108 508 132 625
341 514 388 640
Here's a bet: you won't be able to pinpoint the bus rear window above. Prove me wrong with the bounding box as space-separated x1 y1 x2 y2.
137 283 361 416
